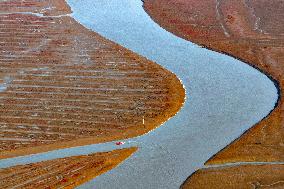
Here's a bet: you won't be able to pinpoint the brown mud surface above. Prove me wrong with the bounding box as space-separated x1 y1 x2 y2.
0 147 137 189
0 0 70 16
144 0 284 187
0 0 185 159
181 164 284 189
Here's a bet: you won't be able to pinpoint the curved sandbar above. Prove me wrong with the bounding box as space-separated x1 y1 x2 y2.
0 148 137 189
0 0 184 159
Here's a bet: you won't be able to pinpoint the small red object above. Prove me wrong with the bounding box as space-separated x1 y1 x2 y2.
115 141 125 145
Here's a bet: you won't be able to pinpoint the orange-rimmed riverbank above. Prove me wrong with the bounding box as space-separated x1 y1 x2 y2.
0 0 185 159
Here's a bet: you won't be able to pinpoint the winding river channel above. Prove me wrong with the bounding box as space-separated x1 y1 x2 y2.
0 0 279 188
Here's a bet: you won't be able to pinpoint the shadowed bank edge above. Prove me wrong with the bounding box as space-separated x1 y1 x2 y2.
143 0 284 188
0 0 185 187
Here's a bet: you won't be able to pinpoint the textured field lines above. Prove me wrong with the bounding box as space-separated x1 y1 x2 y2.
0 148 137 189
0 0 185 159
0 0 70 16
144 0 283 188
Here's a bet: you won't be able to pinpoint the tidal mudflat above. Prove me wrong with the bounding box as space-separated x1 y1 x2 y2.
0 148 137 189
0 0 184 159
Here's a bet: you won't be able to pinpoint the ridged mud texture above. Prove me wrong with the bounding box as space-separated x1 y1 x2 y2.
0 0 71 16
181 164 284 189
144 0 283 188
0 147 137 189
0 0 185 159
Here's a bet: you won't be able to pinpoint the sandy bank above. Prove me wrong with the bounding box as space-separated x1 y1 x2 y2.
0 147 137 189
0 0 184 159
181 163 284 189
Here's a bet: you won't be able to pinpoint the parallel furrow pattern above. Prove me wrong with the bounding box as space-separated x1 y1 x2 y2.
0 0 184 157
0 148 137 189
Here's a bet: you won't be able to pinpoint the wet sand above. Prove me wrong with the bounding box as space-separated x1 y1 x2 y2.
144 0 284 187
0 0 184 159
0 147 136 189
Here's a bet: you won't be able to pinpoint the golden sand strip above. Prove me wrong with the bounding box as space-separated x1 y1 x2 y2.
0 0 185 159
144 0 283 187
181 164 284 189
0 147 137 189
